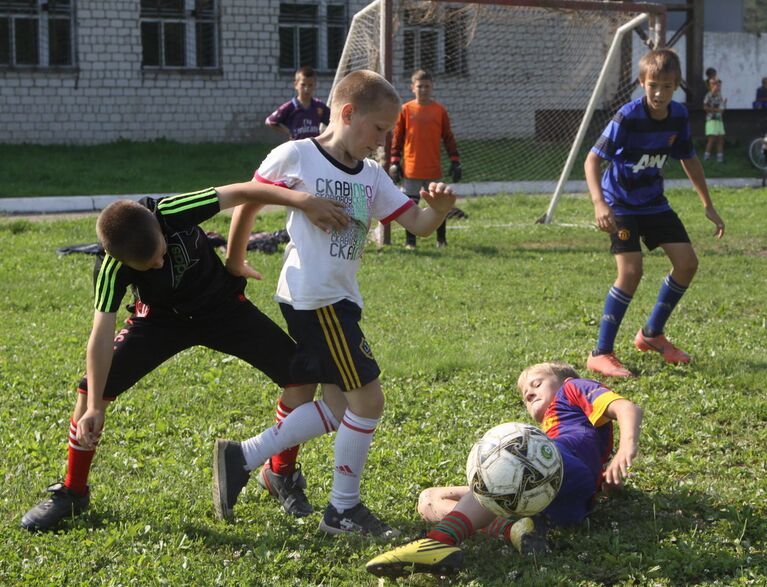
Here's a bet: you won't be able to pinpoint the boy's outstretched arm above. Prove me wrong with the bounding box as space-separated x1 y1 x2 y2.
585 151 617 234
76 310 118 449
679 156 725 238
396 182 456 237
602 399 643 487
226 203 264 280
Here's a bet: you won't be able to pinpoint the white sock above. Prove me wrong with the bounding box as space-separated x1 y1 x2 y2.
330 410 379 511
240 400 339 470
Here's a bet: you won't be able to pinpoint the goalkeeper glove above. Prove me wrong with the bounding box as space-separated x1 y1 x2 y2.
388 162 402 183
450 160 462 182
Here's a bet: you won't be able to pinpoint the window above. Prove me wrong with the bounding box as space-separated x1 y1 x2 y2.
0 0 75 67
140 0 220 69
279 1 347 72
403 5 468 76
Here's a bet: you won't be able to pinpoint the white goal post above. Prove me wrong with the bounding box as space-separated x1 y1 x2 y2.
330 0 666 224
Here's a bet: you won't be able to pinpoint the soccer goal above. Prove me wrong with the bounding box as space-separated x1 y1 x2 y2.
330 0 666 224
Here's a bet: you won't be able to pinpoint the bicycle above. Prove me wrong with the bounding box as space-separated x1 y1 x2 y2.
747 133 767 186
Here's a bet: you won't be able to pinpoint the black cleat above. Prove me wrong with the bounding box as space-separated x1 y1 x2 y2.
256 462 313 517
212 439 250 522
319 502 400 539
21 483 90 532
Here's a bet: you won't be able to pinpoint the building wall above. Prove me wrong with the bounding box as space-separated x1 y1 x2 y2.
0 0 367 144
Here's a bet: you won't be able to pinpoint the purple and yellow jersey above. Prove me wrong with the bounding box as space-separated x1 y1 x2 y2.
265 97 330 141
540 378 624 526
591 97 695 216
93 188 246 316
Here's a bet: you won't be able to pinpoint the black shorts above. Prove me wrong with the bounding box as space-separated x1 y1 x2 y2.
610 210 690 254
279 299 380 392
77 294 312 399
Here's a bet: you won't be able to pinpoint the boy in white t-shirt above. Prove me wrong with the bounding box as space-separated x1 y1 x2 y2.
213 70 456 537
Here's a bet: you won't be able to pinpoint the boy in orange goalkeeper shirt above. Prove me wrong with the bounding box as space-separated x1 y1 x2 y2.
389 69 461 248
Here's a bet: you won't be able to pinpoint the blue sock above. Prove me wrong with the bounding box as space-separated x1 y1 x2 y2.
644 274 687 337
595 286 632 354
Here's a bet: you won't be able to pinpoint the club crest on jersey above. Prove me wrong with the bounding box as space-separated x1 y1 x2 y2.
359 337 374 359
617 228 631 241
668 134 677 146
632 153 667 173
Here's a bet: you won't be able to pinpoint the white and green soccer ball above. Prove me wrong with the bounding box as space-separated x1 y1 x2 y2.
466 422 563 518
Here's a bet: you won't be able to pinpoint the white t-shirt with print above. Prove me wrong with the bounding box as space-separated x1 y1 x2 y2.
256 139 414 310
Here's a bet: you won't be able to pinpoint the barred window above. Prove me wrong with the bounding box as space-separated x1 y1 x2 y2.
403 6 468 76
279 1 347 73
0 0 75 67
140 0 219 69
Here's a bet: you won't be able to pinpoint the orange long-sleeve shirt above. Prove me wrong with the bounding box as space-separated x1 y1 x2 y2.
390 100 459 180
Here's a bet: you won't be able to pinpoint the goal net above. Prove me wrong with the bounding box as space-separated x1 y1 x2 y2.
330 0 664 223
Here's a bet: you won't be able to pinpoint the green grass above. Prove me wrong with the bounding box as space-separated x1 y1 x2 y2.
1 138 762 197
1 189 765 585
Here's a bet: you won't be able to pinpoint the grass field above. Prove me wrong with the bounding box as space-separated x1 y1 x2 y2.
1 189 765 586
1 138 762 197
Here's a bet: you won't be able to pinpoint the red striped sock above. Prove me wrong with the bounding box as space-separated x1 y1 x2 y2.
480 517 513 541
269 400 299 476
428 511 474 546
63 417 96 496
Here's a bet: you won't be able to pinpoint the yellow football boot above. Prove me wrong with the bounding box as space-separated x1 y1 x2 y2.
366 538 464 578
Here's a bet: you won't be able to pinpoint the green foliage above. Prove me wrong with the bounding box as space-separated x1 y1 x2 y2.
1 189 765 585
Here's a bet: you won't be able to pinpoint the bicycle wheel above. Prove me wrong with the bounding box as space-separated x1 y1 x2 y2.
748 136 767 172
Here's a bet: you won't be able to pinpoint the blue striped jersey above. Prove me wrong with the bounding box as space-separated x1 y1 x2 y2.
591 97 695 215
93 188 246 315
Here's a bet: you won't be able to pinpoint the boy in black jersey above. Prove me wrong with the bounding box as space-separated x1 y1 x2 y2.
20 182 347 532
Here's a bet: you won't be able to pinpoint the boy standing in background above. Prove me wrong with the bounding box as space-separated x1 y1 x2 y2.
389 70 461 249
265 66 330 141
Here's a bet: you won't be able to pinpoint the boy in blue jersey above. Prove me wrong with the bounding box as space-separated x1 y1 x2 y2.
19 182 348 532
265 66 331 141
585 48 725 378
365 361 643 578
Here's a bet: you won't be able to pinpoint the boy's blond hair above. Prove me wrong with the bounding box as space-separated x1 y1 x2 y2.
411 69 432 83
517 361 580 391
638 48 682 84
331 70 400 117
97 199 163 263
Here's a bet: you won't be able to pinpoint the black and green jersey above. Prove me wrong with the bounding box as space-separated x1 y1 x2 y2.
93 188 246 315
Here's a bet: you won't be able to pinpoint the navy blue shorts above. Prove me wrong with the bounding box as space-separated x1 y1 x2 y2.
77 294 312 399
279 299 380 392
542 443 598 527
610 210 690 254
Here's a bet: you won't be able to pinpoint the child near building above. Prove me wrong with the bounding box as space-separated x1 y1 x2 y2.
265 66 331 141
389 69 461 248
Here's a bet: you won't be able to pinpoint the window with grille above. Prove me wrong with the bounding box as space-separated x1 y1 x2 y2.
140 0 219 69
279 1 347 73
403 5 468 76
0 0 74 67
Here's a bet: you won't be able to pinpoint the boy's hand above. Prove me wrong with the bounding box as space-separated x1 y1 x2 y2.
705 206 725 238
603 444 636 488
594 200 617 233
450 160 462 182
420 182 456 214
76 408 105 450
303 195 349 234
225 258 263 281
388 162 402 183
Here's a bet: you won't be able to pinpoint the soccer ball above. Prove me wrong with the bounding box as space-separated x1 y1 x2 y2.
466 422 563 518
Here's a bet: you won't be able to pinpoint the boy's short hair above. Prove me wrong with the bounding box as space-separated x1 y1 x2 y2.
705 67 717 79
516 361 580 390
638 49 682 83
96 200 163 263
295 66 317 80
411 69 433 83
331 70 400 116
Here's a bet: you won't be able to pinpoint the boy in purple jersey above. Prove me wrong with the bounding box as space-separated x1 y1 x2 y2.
19 182 347 532
585 48 725 378
365 361 643 579
265 66 331 141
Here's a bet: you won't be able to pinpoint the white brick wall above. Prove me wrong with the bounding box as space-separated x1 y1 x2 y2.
0 0 362 144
